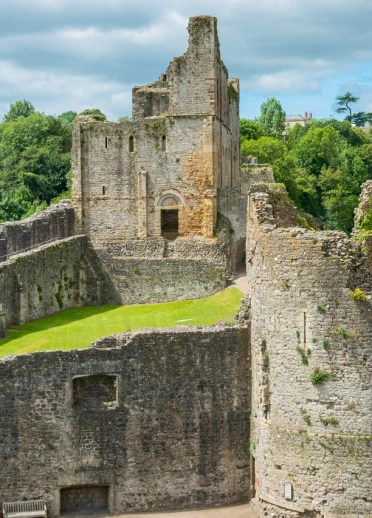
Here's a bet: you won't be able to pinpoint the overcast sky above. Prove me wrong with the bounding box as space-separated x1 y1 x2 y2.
1 0 372 122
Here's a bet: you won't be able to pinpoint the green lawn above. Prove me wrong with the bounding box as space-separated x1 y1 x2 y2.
0 287 243 357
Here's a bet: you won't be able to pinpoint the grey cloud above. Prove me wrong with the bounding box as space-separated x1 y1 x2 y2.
1 0 372 119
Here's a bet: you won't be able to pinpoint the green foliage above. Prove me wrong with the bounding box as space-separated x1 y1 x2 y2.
322 339 330 351
355 206 372 242
310 367 330 385
0 101 73 222
296 346 310 365
257 97 286 139
249 439 256 455
239 105 372 232
79 108 107 121
349 288 367 301
117 115 131 122
3 100 35 121
240 118 262 141
319 416 339 427
332 327 350 339
335 91 360 117
58 111 77 125
317 305 325 313
241 136 287 163
300 407 311 426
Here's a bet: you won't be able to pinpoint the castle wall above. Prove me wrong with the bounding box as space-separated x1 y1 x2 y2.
247 185 372 517
72 116 217 239
0 201 74 263
92 234 229 304
72 16 241 244
0 236 103 328
0 326 251 516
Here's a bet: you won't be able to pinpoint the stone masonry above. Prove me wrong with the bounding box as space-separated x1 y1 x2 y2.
0 326 250 516
1 13 372 518
71 15 245 297
247 182 372 517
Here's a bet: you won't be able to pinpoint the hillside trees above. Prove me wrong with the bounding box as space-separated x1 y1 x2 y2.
257 97 286 139
0 102 72 222
335 91 372 127
241 99 372 232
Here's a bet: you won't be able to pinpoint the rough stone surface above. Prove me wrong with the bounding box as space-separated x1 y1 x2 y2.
70 15 243 298
0 326 250 516
0 236 104 327
247 183 372 518
0 200 74 263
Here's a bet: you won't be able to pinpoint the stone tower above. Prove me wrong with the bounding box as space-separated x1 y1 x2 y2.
72 16 240 240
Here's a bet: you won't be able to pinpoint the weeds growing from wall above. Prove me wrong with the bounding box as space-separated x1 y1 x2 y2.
310 367 330 385
349 288 367 301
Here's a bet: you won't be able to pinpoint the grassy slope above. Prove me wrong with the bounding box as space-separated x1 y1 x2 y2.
0 287 243 357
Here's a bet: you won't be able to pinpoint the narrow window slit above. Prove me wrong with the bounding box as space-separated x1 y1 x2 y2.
105 137 108 149
161 135 167 152
129 135 134 152
102 186 106 195
303 312 307 344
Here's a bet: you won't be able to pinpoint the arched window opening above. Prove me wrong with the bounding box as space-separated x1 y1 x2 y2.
129 135 134 152
161 135 167 152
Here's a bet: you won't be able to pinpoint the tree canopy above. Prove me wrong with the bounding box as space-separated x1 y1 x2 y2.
241 98 372 233
256 97 286 139
0 101 73 222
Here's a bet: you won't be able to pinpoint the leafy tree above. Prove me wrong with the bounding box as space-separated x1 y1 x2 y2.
58 111 77 125
292 126 347 176
241 136 287 164
322 186 359 232
349 111 372 128
274 155 318 215
3 100 35 121
0 105 72 221
335 91 360 118
240 119 262 141
118 116 131 122
79 108 107 121
257 97 286 139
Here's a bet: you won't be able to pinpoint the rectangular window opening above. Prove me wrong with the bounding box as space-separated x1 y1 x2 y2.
105 137 108 149
72 374 118 409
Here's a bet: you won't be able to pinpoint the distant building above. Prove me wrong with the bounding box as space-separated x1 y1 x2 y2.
285 111 312 130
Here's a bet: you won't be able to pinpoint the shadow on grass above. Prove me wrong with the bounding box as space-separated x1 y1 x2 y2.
0 304 120 347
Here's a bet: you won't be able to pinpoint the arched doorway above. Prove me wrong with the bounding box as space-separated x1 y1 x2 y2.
158 194 181 240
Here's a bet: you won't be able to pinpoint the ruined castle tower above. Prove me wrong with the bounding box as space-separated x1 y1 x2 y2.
72 16 240 240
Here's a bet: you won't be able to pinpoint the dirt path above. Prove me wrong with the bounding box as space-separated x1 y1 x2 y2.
78 503 258 518
232 271 248 295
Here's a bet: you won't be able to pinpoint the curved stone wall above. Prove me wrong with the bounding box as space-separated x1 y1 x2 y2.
247 185 372 517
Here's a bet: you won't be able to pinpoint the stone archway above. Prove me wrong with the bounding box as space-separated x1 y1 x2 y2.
156 193 182 240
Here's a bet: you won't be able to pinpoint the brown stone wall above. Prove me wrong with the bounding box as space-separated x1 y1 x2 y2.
0 326 250 516
247 184 372 517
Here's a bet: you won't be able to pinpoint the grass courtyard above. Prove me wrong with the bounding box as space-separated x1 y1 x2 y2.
0 287 243 358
